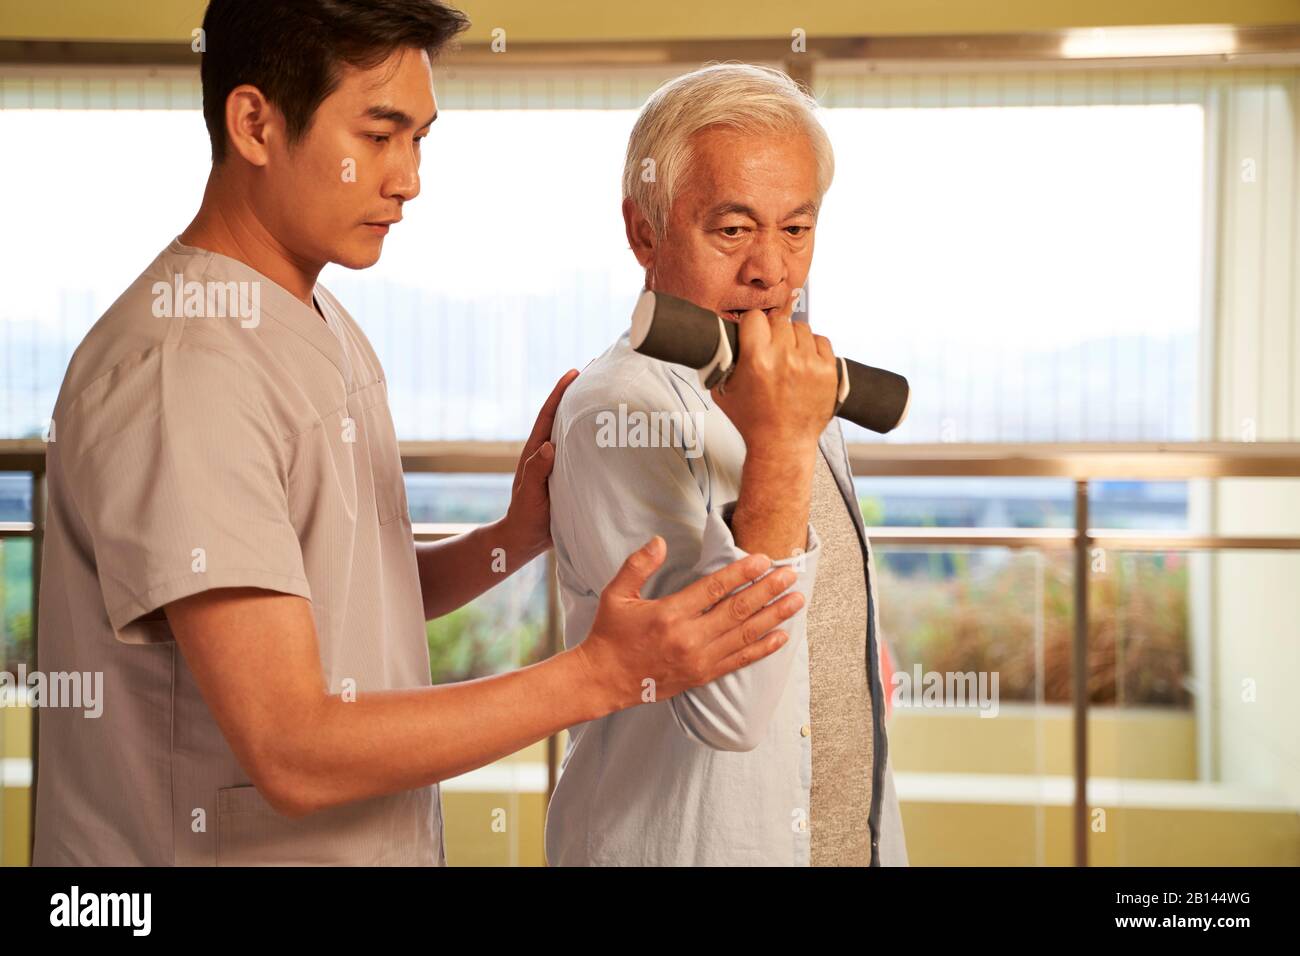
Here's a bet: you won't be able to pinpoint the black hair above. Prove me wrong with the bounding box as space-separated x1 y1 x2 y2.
199 0 470 162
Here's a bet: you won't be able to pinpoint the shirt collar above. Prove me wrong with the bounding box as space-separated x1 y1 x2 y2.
167 236 349 381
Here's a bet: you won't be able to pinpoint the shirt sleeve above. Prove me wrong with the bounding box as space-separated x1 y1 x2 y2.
62 343 312 645
552 406 820 752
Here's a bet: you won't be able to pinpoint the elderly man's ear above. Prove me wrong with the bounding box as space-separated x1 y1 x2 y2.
622 197 657 270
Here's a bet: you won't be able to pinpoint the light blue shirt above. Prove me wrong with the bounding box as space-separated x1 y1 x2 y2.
545 331 908 866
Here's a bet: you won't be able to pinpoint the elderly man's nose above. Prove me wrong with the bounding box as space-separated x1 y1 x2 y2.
740 239 786 288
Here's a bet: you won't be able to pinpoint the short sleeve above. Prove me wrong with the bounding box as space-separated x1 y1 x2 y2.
64 344 311 644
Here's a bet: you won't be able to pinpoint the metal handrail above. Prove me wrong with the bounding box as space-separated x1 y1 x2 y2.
391 439 1300 477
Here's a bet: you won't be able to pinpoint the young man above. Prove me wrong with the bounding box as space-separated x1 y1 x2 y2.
546 64 909 865
32 0 803 866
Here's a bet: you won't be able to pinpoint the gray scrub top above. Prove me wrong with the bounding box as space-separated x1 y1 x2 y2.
33 238 441 865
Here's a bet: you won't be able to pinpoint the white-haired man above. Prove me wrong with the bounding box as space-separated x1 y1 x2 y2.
545 64 909 866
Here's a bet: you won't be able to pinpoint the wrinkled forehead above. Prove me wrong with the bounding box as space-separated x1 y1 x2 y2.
676 126 820 219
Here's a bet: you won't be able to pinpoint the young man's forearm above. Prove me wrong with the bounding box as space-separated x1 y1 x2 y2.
730 443 818 560
263 644 612 817
414 516 540 620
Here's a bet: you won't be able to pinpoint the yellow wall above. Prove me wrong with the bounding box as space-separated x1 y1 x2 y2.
1 697 31 867
888 707 1298 865
889 704 1199 779
2 0 1298 44
903 802 1298 866
443 792 546 866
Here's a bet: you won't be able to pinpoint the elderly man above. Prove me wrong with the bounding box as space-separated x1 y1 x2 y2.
546 63 908 866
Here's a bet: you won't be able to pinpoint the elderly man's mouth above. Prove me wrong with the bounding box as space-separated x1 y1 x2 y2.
723 307 778 319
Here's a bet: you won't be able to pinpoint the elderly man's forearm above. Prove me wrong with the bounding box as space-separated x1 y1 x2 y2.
731 449 817 559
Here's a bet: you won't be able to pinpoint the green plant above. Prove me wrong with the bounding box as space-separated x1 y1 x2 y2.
879 552 1190 707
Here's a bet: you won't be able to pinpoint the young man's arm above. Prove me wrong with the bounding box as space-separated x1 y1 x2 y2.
164 538 803 818
414 370 573 620
414 516 541 621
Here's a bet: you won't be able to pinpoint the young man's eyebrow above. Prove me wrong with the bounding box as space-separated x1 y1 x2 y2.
363 105 439 129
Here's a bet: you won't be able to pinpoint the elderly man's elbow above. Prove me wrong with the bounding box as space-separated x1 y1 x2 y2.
688 726 763 752
722 727 767 753
672 704 769 752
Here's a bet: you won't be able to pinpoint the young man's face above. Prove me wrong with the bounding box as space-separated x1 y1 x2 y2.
256 47 437 271
635 125 820 319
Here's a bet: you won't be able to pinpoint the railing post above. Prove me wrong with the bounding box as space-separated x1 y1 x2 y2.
1072 479 1090 867
28 465 44 862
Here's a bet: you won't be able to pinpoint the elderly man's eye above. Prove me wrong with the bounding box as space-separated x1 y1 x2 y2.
719 226 746 238
786 225 810 237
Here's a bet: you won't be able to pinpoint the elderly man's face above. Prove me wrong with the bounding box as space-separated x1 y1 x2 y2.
626 125 819 319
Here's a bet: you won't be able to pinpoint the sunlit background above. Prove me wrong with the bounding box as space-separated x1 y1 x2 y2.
1 1 1298 867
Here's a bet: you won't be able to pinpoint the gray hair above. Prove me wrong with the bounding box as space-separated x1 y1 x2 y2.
622 63 835 236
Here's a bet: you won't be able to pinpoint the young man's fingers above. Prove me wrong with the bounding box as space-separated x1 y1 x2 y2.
709 629 791 679
535 370 578 440
518 440 556 490
706 589 804 652
701 565 799 631
603 536 667 601
665 552 773 616
519 371 577 462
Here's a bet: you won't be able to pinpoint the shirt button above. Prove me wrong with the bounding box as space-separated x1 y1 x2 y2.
797 819 808 831
800 724 811 737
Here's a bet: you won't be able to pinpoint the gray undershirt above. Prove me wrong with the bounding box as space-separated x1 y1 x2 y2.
806 450 874 866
